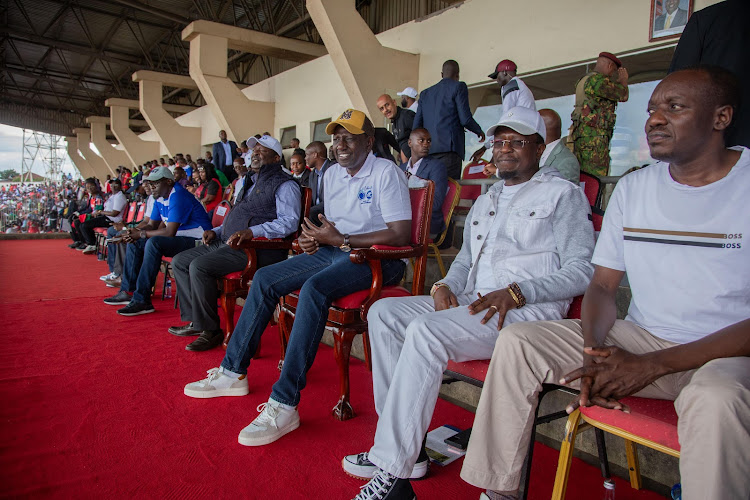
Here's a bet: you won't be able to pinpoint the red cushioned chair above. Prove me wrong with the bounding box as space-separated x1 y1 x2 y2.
552 398 679 499
427 178 461 277
277 181 435 420
579 171 604 231
219 187 312 350
159 201 233 304
454 159 491 215
95 201 136 261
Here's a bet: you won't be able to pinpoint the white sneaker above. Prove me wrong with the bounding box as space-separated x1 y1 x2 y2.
238 399 300 446
184 367 249 398
82 245 97 254
99 272 116 281
343 452 428 480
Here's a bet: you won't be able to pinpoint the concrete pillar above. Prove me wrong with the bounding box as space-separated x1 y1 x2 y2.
132 71 202 159
106 99 162 167
65 137 95 179
183 20 325 141
74 128 114 179
307 0 419 120
86 116 134 173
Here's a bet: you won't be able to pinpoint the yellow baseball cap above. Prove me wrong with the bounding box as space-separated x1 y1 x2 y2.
325 109 375 136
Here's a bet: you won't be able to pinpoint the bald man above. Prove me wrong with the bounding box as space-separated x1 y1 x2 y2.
376 94 415 163
484 109 580 183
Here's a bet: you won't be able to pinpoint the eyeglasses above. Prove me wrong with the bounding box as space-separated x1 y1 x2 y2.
493 139 537 150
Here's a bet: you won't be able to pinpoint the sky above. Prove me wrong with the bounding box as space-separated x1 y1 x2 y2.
0 124 79 179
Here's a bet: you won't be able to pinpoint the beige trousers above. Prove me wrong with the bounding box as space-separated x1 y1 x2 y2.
459 319 750 500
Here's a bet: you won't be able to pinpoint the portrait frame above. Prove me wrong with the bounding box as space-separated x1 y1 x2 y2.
649 0 694 42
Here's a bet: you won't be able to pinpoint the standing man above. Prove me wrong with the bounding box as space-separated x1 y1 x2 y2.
570 52 629 177
377 94 416 163
414 59 485 179
103 167 212 316
396 87 419 112
183 109 412 448
669 0 749 148
212 130 239 183
170 136 300 351
471 60 537 162
399 128 447 238
462 67 750 500
305 141 333 224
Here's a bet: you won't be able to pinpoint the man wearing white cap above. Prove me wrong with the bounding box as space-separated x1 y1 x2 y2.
342 107 595 500
169 135 300 351
397 86 419 113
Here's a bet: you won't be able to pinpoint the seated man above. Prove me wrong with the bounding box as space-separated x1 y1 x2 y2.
462 67 750 500
343 107 596 500
183 109 412 447
231 158 248 205
103 167 212 316
80 178 128 254
170 136 300 351
399 127 447 238
289 151 310 187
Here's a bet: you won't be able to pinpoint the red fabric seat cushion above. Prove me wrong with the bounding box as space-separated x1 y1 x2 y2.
580 397 680 452
94 227 108 234
162 256 172 263
224 271 242 280
446 359 490 382
331 285 412 309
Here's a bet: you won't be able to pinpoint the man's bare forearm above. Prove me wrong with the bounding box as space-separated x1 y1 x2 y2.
581 267 624 347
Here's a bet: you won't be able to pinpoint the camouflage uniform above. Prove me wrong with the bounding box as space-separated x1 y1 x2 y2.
570 72 628 177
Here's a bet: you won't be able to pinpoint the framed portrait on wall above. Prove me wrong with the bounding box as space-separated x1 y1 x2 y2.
649 0 694 42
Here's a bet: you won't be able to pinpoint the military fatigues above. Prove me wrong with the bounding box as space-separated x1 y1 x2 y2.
570 72 628 177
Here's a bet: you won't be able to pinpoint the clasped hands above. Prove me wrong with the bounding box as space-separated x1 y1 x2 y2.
298 214 342 255
432 287 516 330
560 346 665 414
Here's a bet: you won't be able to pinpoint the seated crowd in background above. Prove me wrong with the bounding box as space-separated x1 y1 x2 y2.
49 63 748 500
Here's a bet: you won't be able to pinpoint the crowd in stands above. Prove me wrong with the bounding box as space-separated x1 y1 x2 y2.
0 182 72 234
53 33 748 500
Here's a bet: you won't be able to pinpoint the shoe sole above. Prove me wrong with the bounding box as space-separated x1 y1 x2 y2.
238 418 300 447
117 308 155 316
103 300 130 305
342 459 429 481
184 385 249 399
168 329 200 336
105 283 120 288
82 250 97 255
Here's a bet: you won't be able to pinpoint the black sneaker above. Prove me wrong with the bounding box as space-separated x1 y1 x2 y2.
343 452 428 480
103 290 132 305
185 330 224 351
354 470 416 500
68 242 79 248
168 322 200 336
75 243 88 250
117 301 155 316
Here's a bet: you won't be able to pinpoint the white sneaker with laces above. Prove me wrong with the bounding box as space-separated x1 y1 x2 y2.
183 367 249 398
238 399 300 446
82 244 97 254
99 272 116 281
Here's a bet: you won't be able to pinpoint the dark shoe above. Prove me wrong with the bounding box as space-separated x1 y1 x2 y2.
354 470 416 499
342 452 428 480
75 243 88 250
103 290 132 305
68 242 79 248
168 322 200 336
105 278 122 288
185 330 224 351
117 301 155 316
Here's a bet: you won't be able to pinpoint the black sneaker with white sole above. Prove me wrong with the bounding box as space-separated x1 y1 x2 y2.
343 452 428 481
353 470 416 500
103 290 132 305
117 301 155 316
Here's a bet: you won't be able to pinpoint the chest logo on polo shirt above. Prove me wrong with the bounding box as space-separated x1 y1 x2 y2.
358 185 373 204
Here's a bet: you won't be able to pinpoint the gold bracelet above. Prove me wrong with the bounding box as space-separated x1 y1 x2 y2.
508 282 526 308
507 287 521 307
430 282 450 298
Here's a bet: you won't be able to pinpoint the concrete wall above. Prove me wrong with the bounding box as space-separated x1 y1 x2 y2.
133 0 722 152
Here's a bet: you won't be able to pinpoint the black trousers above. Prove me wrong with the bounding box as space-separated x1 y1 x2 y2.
429 151 462 180
80 215 111 246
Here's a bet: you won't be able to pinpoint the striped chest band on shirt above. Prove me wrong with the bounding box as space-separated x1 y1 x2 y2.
623 227 743 249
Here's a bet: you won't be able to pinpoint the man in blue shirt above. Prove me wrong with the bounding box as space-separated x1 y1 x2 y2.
103 167 212 316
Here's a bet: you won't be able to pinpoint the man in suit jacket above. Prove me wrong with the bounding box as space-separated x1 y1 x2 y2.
414 59 485 179
653 0 688 31
399 128 447 238
212 130 240 183
484 109 580 183
305 141 334 225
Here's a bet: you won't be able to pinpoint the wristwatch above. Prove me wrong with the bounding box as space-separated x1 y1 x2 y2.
339 234 351 252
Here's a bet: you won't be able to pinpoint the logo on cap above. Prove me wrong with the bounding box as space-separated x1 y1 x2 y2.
340 110 353 120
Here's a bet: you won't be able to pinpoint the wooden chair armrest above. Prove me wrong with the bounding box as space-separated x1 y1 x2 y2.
232 237 293 286
349 244 424 264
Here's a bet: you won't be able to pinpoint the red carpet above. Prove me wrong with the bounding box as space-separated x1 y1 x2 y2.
0 240 667 499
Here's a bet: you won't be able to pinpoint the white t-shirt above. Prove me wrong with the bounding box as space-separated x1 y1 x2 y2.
592 147 750 345
144 195 155 221
473 182 524 294
104 191 128 223
324 153 411 236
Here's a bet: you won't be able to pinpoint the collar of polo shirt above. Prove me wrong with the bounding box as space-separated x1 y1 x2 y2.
338 152 376 179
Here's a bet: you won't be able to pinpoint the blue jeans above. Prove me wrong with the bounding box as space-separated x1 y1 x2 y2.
106 226 120 273
120 236 198 304
221 246 406 407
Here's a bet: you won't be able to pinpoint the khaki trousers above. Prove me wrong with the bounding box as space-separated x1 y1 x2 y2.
460 319 750 500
